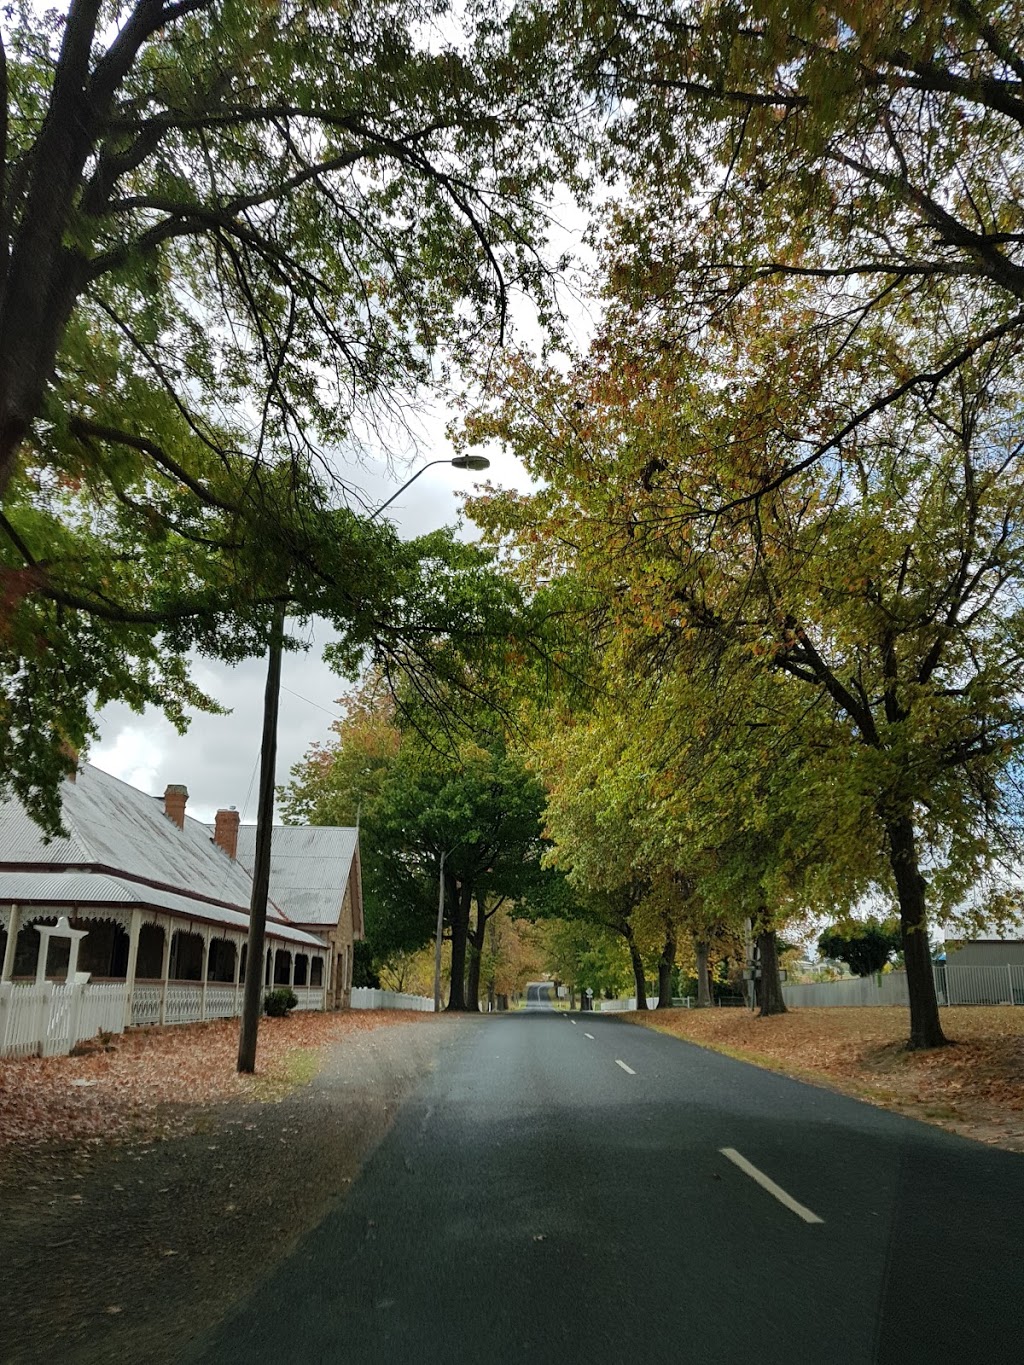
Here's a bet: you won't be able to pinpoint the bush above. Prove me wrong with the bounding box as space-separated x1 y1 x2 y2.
264 988 298 1017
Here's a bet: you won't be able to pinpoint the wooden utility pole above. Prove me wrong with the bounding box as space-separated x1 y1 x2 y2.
237 605 285 1074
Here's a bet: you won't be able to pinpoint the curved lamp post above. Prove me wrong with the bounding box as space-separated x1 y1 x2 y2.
370 453 490 520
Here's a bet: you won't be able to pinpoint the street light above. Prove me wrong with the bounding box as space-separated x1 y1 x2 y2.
371 454 490 521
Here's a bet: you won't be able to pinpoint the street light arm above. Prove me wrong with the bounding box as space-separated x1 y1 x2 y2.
370 460 452 521
370 454 490 521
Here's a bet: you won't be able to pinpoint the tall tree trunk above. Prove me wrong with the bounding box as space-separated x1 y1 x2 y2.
756 927 788 1018
884 810 948 1049
486 915 497 1013
465 894 486 1012
657 925 676 1008
626 933 648 1009
695 938 713 1008
446 880 473 1012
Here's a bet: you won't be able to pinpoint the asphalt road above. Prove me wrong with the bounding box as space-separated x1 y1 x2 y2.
188 1012 1024 1364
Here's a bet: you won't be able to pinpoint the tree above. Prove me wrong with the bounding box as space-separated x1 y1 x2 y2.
550 0 1024 494
465 283 1024 1048
0 0 584 825
0 0 578 495
819 918 903 979
281 680 553 1011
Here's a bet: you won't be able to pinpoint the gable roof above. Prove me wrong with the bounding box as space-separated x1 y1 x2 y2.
233 825 361 930
0 764 307 936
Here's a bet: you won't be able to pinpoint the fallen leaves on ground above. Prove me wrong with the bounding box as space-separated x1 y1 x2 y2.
0 1010 435 1152
626 1005 1024 1152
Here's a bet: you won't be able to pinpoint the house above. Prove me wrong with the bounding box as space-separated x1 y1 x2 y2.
227 824 363 1010
0 762 362 1035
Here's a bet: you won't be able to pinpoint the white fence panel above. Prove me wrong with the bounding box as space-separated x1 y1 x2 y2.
130 983 162 1027
205 984 239 1019
75 984 127 1042
291 987 326 1011
937 963 1024 1006
163 983 203 1025
783 974 911 1008
44 983 77 1056
350 987 433 1012
784 962 1024 1008
0 980 128 1058
0 982 50 1057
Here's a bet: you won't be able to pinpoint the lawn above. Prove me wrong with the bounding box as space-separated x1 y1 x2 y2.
624 1004 1024 1152
0 1009 435 1151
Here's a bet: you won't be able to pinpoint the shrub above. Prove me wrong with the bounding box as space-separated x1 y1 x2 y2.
264 988 298 1017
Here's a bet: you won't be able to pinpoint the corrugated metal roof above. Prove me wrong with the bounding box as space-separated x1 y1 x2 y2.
0 870 325 947
0 765 260 909
234 826 358 925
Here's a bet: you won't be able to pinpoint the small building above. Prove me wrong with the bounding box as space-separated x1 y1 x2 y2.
943 939 1024 968
229 825 363 1010
0 763 361 1037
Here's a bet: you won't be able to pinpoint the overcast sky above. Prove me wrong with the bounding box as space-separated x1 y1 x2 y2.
91 440 531 825
89 200 595 826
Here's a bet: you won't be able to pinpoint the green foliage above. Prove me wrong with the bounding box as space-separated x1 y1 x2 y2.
819 918 903 979
281 676 554 981
536 916 632 998
0 0 586 831
264 988 298 1017
352 941 382 990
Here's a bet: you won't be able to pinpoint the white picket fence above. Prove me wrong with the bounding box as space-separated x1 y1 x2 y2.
783 963 1024 1008
0 981 127 1058
0 978 329 1057
350 987 434 1012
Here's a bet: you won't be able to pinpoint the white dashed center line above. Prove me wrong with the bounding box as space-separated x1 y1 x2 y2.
584 1032 595 1039
615 1059 636 1075
719 1148 824 1225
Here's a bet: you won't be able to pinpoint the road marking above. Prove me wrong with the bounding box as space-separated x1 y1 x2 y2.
615 1059 636 1075
718 1148 824 1225
570 1019 577 1025
584 1032 595 1039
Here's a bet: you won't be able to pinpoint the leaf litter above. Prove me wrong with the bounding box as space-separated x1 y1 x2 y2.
0 1009 435 1152
627 1005 1024 1152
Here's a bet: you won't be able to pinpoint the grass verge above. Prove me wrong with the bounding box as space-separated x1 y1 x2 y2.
623 1004 1024 1153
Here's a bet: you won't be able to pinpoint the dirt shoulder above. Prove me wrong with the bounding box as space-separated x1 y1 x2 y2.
623 1004 1024 1153
0 1011 460 1365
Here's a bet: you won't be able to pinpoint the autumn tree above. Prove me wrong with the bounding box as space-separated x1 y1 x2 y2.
465 286 1024 1048
548 0 1024 491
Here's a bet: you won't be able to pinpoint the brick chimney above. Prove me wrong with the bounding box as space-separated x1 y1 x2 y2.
213 807 240 860
163 784 188 830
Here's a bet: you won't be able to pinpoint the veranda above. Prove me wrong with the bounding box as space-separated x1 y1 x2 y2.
0 901 330 1058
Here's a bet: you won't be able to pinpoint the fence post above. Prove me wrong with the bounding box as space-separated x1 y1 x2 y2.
68 982 86 1050
36 982 53 1057
200 926 211 1022
159 923 173 1025
123 909 142 1030
0 981 11 1053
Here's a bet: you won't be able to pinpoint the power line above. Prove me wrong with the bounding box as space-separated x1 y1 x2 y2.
280 685 343 721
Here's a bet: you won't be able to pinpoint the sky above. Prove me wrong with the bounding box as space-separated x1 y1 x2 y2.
88 191 595 827
91 440 531 825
